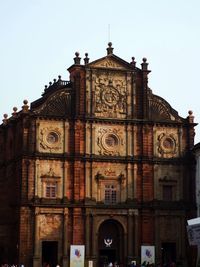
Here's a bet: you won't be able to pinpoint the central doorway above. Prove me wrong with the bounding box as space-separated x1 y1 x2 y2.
98 219 124 267
161 242 176 264
42 241 58 267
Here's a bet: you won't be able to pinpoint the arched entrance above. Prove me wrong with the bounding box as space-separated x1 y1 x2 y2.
98 219 124 267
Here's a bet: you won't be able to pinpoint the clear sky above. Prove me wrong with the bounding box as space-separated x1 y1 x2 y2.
0 0 199 143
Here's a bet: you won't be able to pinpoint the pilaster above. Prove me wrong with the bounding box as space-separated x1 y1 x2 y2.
33 208 40 267
62 208 69 267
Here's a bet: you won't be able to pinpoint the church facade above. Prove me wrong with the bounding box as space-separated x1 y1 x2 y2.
0 43 197 267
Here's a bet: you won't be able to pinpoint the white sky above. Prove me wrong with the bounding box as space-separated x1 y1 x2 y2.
0 0 199 143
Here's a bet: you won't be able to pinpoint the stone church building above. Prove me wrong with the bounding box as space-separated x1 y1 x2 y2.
0 43 197 267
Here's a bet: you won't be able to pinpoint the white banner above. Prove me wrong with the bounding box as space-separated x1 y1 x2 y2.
70 245 85 267
141 246 155 264
187 223 200 245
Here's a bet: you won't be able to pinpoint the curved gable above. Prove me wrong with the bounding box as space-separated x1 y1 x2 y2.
149 93 184 122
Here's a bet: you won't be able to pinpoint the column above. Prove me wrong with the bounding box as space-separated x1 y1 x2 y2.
85 123 91 155
64 121 69 153
127 125 133 156
63 162 69 199
133 165 137 198
91 124 96 155
33 208 40 267
85 211 91 261
127 163 133 199
127 72 132 117
63 208 68 267
85 162 91 199
134 210 139 258
127 210 134 257
91 214 97 267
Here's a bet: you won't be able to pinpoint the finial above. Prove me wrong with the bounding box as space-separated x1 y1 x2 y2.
12 107 18 116
22 100 29 113
107 42 114 55
49 82 52 86
141 57 148 70
58 75 61 80
130 57 136 67
74 52 81 64
188 110 194 123
3 113 8 125
53 78 57 83
45 85 48 89
84 53 89 64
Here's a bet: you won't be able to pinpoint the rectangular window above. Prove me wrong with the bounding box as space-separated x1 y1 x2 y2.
45 182 57 198
105 185 117 204
163 185 173 201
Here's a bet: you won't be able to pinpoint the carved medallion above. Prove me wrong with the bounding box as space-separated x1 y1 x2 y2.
97 128 123 156
101 87 120 106
39 127 62 151
157 133 177 155
94 75 126 118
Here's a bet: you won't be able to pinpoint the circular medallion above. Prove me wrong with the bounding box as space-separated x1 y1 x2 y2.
46 132 59 144
162 137 174 150
159 134 176 154
102 133 119 152
105 134 119 147
102 87 120 106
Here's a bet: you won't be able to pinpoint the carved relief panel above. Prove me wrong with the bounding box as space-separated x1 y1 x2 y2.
154 127 179 158
94 124 126 156
90 71 127 118
37 120 64 153
39 214 62 239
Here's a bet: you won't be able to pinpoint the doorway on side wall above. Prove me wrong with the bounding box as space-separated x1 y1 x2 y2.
42 241 58 267
161 242 176 264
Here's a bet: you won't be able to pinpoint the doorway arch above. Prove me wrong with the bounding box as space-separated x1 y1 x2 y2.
98 219 124 267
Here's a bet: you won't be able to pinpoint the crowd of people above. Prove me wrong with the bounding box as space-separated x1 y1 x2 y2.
105 261 176 267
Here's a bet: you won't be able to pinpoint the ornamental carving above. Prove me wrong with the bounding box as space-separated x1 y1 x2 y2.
39 214 62 238
94 75 127 118
149 94 182 122
157 133 177 155
39 127 62 151
97 128 123 156
41 167 60 179
33 90 72 117
90 58 127 69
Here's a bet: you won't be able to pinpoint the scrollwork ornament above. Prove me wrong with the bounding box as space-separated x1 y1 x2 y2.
157 133 177 155
39 127 62 150
94 75 127 118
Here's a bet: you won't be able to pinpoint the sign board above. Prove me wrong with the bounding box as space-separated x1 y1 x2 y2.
70 245 85 267
187 223 200 245
141 246 155 264
187 217 200 225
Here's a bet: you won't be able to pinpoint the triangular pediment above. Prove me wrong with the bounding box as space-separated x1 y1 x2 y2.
88 54 134 70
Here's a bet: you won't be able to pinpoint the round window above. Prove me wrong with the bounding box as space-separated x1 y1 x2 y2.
105 134 118 147
46 132 59 144
162 137 174 149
